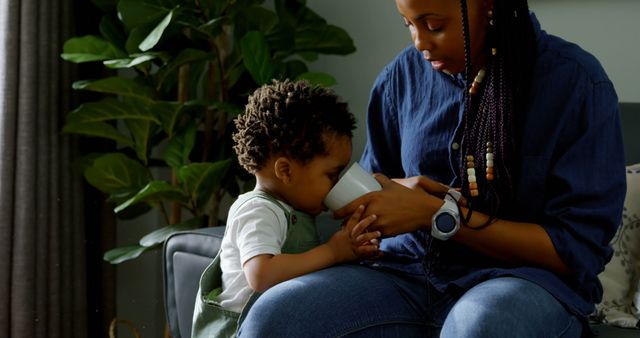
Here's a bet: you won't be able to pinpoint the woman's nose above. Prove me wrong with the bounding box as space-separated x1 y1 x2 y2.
413 28 433 53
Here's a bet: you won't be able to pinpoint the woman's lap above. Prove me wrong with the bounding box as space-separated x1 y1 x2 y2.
442 277 583 338
237 265 582 338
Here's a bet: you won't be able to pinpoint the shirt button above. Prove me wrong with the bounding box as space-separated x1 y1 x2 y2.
451 142 460 150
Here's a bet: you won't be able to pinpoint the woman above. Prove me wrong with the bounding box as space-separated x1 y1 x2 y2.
238 0 626 337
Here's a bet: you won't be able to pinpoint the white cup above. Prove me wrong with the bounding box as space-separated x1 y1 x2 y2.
323 162 382 211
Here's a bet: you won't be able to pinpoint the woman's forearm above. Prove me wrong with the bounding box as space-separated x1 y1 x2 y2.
451 208 571 278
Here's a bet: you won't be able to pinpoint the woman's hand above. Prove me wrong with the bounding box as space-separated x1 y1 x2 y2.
326 205 380 263
393 175 467 207
334 174 445 237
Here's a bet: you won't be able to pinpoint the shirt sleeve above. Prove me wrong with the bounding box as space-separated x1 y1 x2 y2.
232 199 288 266
541 78 626 296
359 62 405 178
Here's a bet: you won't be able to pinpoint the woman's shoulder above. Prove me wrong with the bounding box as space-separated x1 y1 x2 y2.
536 30 611 86
378 45 430 79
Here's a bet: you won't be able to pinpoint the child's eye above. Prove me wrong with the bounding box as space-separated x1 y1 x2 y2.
402 18 412 28
328 172 340 183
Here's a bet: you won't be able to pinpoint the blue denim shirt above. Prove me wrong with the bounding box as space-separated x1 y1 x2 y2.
359 14 626 318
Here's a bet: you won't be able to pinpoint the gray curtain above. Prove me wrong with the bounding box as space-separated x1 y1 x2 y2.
0 0 87 336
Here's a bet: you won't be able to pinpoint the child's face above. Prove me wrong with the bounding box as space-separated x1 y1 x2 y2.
287 134 352 216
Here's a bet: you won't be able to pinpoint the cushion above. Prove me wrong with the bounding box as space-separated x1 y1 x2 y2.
593 163 640 328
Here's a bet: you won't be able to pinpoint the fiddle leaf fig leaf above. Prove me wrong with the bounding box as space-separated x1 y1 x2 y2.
155 48 213 90
295 24 356 55
72 77 155 100
63 98 160 146
138 216 203 247
139 9 174 51
99 14 127 50
63 119 132 145
84 153 149 195
163 121 197 169
103 53 158 68
151 101 184 137
64 98 159 125
60 35 126 63
124 119 155 165
117 0 174 31
241 31 273 85
295 72 336 87
178 160 232 210
245 6 279 34
104 245 151 264
114 180 189 214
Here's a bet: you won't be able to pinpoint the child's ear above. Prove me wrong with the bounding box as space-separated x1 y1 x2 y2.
273 157 292 184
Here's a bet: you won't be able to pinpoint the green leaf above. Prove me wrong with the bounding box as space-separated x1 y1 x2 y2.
298 51 318 62
152 101 184 137
63 98 160 146
296 72 336 87
84 153 149 195
155 48 214 90
63 120 132 146
125 25 152 54
139 9 174 51
178 160 232 209
99 14 127 50
295 24 356 55
103 245 150 264
117 0 173 31
281 59 308 79
162 121 197 169
103 54 157 68
114 180 189 214
138 217 203 247
60 35 126 63
64 98 159 125
72 77 155 100
241 31 273 85
245 6 279 34
124 119 155 165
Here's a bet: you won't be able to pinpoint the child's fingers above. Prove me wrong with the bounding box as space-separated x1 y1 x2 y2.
354 244 380 257
354 230 381 246
350 214 377 238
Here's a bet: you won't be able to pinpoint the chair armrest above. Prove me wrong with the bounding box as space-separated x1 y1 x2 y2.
163 227 225 338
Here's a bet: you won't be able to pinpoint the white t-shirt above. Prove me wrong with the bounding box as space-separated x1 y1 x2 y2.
217 192 292 313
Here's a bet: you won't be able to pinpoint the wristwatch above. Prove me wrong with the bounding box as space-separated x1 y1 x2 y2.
431 189 461 240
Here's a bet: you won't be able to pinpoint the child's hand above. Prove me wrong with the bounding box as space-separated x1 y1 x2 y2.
327 205 381 263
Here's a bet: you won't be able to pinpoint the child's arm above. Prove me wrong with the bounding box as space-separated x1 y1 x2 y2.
243 205 380 293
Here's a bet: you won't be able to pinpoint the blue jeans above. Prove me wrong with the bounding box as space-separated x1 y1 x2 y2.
237 264 583 337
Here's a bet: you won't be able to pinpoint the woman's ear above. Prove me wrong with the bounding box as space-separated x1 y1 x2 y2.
274 157 293 184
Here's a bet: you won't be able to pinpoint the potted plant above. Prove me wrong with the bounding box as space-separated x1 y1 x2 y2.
61 0 355 264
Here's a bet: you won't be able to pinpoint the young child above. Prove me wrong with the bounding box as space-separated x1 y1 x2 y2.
192 79 380 337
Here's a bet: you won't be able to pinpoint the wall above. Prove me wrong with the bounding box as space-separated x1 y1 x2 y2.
306 0 640 159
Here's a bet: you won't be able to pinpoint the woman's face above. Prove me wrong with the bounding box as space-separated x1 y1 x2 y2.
395 0 492 75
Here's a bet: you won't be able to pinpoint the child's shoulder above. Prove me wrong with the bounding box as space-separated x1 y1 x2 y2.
229 191 291 221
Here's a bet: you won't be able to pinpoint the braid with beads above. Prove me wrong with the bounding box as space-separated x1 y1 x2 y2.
458 0 536 224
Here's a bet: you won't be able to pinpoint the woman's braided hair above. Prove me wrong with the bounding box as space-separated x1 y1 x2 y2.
459 0 536 219
233 79 356 174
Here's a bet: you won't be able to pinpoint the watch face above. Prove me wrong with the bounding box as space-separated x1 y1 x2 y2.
435 213 457 233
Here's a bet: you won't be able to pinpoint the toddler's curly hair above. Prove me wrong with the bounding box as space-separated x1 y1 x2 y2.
233 79 356 173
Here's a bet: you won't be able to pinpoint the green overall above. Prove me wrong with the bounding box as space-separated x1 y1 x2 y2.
191 191 320 338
